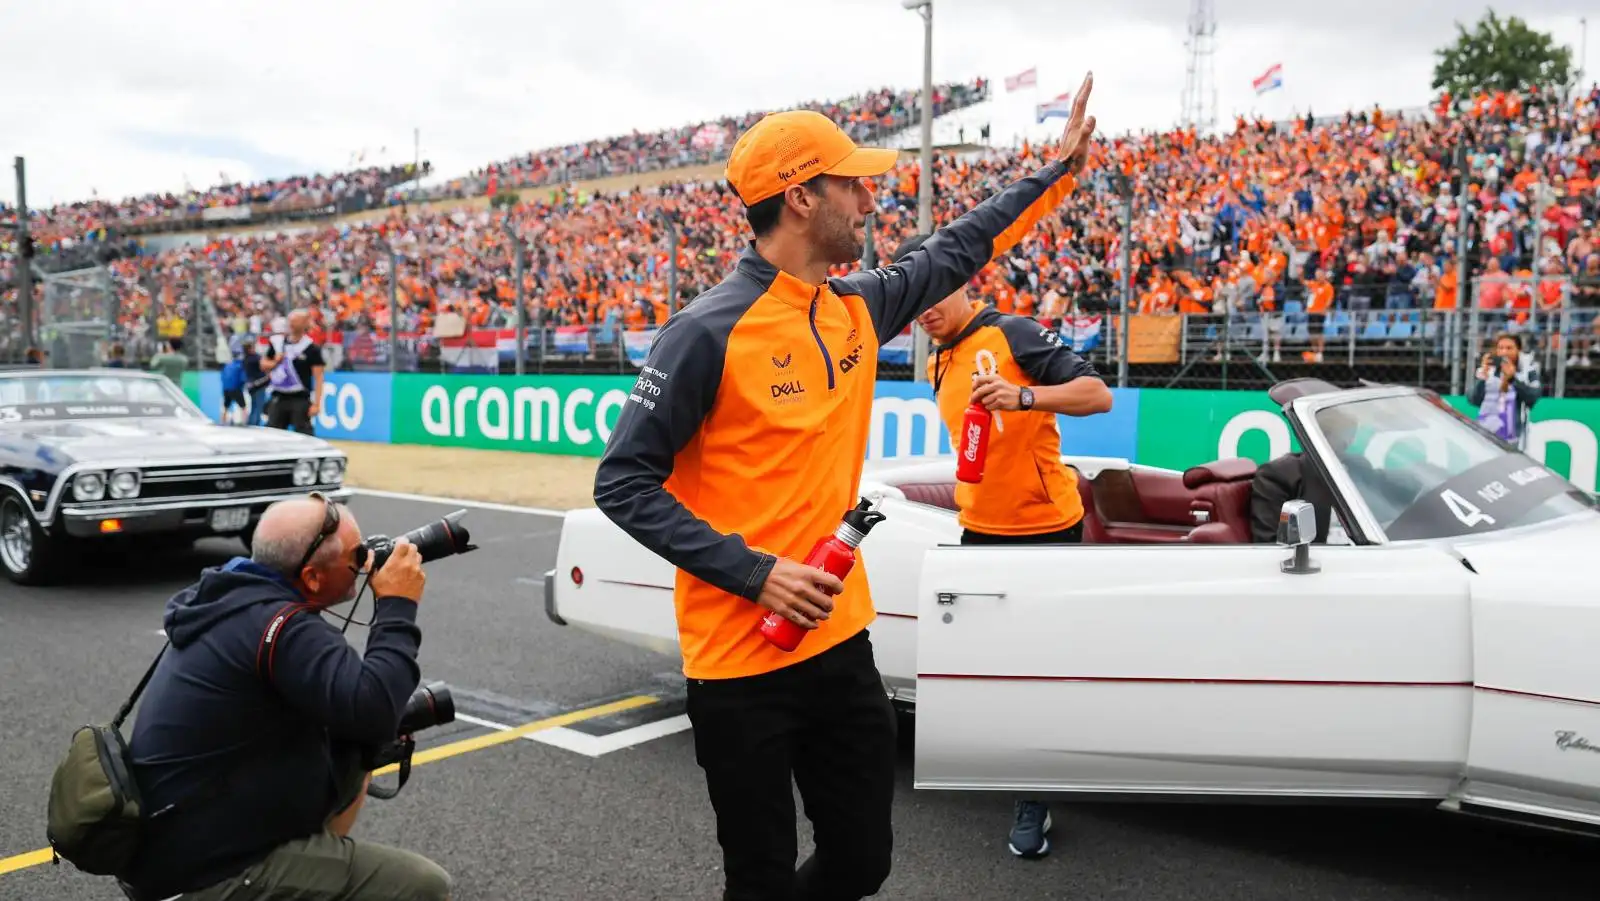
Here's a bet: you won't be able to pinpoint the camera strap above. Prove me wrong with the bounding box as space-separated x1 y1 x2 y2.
112 642 169 730
363 738 415 801
256 603 316 684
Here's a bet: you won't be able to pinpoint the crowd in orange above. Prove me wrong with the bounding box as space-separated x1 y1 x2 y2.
5 81 1600 366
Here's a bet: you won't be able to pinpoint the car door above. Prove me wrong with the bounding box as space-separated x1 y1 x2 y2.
913 541 1475 799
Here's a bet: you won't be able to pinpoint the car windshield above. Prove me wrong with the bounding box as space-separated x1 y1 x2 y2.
0 374 198 423
1312 392 1596 541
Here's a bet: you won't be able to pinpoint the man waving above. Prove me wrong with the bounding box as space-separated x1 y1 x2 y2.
595 73 1096 900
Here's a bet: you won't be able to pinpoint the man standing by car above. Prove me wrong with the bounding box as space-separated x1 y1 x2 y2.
594 74 1096 900
119 496 452 901
261 309 325 434
893 232 1111 860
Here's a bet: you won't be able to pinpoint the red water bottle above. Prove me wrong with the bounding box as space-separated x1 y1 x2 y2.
955 382 992 484
759 498 889 652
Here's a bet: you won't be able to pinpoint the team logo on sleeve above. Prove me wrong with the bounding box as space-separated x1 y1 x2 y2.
838 344 864 374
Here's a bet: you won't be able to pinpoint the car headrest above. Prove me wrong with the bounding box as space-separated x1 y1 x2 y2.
1182 457 1259 489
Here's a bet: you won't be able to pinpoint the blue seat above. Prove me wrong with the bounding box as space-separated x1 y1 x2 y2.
1243 314 1265 342
1389 317 1415 339
1360 314 1389 340
1326 310 1353 338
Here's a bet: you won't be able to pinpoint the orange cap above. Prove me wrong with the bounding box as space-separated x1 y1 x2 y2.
724 110 899 206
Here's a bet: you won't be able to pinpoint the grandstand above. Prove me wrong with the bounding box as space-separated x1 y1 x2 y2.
4 76 1599 399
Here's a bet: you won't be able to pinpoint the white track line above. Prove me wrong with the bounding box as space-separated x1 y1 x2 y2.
348 487 569 517
455 711 691 758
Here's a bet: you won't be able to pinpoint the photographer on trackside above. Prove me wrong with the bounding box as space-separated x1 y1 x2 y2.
261 309 325 434
595 75 1096 900
117 497 452 901
895 233 1111 860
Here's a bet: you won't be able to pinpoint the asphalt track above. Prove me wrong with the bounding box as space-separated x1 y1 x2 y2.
2 490 1595 900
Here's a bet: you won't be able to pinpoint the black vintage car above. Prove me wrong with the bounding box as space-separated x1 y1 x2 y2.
0 368 351 584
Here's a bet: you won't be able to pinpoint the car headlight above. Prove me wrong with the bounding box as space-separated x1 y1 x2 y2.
293 459 318 486
73 471 106 502
109 470 141 500
319 458 345 484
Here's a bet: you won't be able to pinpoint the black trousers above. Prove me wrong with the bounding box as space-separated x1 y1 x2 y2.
960 518 1083 546
267 392 315 434
686 629 897 901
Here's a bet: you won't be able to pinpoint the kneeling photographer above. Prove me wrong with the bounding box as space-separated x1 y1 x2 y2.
114 495 459 901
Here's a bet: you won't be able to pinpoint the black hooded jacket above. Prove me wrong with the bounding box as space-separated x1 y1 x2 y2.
121 558 422 898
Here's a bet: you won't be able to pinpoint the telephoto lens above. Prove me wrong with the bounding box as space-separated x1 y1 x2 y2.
365 510 478 571
397 681 455 736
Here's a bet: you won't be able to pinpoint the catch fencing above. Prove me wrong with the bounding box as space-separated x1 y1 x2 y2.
21 267 1600 402
1096 275 1600 399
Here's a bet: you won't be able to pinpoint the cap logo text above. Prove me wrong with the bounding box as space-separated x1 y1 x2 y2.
778 156 824 182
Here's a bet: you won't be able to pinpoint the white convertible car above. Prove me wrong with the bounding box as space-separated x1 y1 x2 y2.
543 379 1600 834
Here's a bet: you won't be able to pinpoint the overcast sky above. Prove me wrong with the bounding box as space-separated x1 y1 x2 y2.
1 0 1593 210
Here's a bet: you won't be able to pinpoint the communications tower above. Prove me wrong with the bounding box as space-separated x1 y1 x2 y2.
1180 0 1218 134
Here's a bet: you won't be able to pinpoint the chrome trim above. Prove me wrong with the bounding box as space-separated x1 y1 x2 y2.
543 569 566 626
141 463 296 482
0 476 31 512
39 451 346 526
60 486 352 519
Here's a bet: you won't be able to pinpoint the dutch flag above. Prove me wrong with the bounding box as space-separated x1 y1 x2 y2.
1252 63 1283 96
1035 93 1074 124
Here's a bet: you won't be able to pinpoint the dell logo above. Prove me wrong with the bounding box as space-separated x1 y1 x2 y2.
771 381 806 398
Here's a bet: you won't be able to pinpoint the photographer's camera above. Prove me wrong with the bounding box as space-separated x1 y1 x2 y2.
364 681 456 800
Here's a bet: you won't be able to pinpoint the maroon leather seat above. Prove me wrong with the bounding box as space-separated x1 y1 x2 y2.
897 481 958 512
1179 457 1258 543
1073 467 1108 543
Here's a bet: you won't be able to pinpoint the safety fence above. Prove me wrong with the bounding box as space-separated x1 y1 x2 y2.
177 371 1600 496
14 268 1600 399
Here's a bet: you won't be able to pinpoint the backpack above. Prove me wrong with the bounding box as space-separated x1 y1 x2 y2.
44 604 305 876
45 643 167 876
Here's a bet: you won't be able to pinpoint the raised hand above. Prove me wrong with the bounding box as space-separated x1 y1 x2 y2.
1056 71 1097 174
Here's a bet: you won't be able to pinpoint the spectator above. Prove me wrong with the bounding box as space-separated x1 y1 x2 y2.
148 338 187 387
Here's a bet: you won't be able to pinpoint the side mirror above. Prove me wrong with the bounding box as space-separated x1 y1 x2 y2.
1277 500 1320 575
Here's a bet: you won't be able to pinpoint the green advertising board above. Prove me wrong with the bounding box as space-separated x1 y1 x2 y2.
181 370 202 410
1134 389 1302 472
390 374 639 457
1131 388 1600 494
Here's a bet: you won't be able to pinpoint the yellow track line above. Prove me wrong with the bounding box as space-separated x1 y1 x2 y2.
0 694 657 879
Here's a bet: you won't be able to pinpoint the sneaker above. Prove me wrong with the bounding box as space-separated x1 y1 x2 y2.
1008 800 1052 859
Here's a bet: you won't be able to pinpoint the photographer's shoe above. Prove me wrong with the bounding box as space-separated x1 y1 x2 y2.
1008 800 1052 859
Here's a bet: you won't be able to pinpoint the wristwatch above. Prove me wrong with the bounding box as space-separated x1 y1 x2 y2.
1019 387 1035 411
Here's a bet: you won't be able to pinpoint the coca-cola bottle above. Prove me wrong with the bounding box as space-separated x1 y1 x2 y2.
956 377 992 483
759 498 888 652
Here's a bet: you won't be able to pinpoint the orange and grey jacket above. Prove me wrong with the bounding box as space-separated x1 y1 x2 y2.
928 302 1098 536
594 160 1079 681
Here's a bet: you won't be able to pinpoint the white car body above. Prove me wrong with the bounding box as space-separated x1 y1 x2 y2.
544 383 1600 834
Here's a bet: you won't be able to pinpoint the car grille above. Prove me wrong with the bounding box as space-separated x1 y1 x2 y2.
136 462 301 500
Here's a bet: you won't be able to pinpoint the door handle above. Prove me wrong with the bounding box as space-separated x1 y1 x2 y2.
937 591 1007 606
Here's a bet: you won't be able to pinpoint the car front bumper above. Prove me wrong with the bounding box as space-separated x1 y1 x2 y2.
56 487 353 539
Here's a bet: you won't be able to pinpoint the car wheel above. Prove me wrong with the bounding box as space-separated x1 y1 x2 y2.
0 493 58 585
